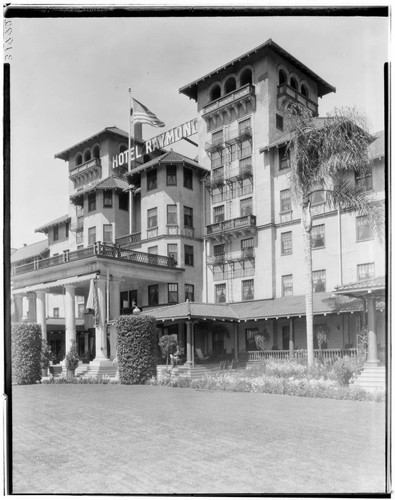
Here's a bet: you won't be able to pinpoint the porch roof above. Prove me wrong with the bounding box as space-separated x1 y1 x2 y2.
333 276 386 298
143 292 373 323
12 272 99 294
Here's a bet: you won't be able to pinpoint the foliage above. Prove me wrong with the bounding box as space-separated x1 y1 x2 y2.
12 322 42 385
80 351 93 364
115 315 158 384
42 375 118 384
41 340 53 370
158 335 178 367
332 356 361 386
65 341 80 372
254 330 270 351
316 328 328 350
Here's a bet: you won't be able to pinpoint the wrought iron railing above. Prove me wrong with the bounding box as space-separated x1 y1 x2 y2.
115 232 142 247
206 215 256 236
11 242 177 276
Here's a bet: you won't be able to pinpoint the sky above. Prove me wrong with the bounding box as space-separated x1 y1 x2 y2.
9 13 389 248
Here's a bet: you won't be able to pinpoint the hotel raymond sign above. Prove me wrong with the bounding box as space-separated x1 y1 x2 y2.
112 118 198 169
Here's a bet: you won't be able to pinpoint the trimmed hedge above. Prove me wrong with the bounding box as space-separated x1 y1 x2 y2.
115 315 158 384
12 322 42 385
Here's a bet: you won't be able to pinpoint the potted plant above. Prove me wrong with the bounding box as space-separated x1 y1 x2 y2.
40 340 52 377
65 341 80 380
81 351 92 364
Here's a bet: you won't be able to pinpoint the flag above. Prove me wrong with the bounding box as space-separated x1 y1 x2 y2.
131 98 165 128
86 278 100 326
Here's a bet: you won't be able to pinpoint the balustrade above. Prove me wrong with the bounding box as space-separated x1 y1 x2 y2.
246 348 358 362
206 214 256 236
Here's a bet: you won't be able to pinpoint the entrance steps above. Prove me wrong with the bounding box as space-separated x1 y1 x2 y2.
82 364 119 379
353 365 386 392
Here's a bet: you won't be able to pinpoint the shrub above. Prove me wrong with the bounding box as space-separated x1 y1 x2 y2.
41 340 53 371
65 341 80 372
158 335 178 367
115 315 158 384
12 322 42 385
332 356 361 386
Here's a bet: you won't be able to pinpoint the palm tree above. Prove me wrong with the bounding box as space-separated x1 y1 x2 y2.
285 106 384 366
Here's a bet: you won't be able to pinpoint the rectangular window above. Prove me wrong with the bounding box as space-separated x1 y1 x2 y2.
185 245 194 266
215 283 226 303
356 215 373 241
312 270 326 292
282 275 293 296
239 118 251 135
355 167 373 191
229 144 238 162
311 188 326 206
148 285 159 306
76 205 84 217
53 226 59 241
167 243 178 265
357 263 375 281
88 227 96 245
130 290 138 308
213 205 225 223
280 189 291 213
65 222 69 238
88 192 96 212
246 328 259 351
167 204 178 225
241 237 254 249
168 283 178 304
212 129 223 146
103 190 113 208
240 139 252 158
53 308 59 318
166 165 177 186
312 224 325 249
211 151 223 169
214 243 225 256
185 284 195 302
240 197 253 217
276 114 284 131
279 145 289 170
213 166 224 181
184 206 193 228
281 231 292 255
148 245 158 254
239 156 252 173
147 169 157 191
119 192 128 211
78 303 85 319
76 230 83 245
242 279 254 300
147 207 158 228
183 167 193 189
103 224 113 243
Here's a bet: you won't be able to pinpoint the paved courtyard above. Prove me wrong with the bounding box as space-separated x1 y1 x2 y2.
11 384 386 495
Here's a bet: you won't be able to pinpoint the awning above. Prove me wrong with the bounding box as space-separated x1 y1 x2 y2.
12 272 99 294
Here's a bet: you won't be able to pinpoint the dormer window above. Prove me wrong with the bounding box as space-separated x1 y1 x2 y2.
210 85 221 102
224 77 236 94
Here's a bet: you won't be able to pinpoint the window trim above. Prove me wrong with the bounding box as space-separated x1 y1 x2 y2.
357 262 375 281
166 165 177 186
184 244 194 266
356 215 374 242
103 223 113 243
312 269 326 292
103 190 113 208
183 167 193 190
184 206 193 229
311 224 325 249
215 283 226 303
282 274 293 297
88 192 96 212
166 204 178 226
147 169 158 191
148 284 159 306
147 207 158 229
242 279 254 301
185 284 195 302
168 283 179 304
281 231 292 255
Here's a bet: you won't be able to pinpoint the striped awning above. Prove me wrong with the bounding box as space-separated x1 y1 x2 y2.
12 273 99 294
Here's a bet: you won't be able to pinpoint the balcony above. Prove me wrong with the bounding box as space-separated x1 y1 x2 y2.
205 214 256 238
202 84 256 127
224 126 252 148
226 163 253 183
11 242 177 276
115 232 142 247
226 248 255 262
207 254 226 266
69 157 102 182
277 84 318 116
279 210 293 224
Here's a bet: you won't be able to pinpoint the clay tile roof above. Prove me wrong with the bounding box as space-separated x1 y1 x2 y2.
334 276 386 294
35 214 71 234
126 150 207 178
70 176 129 199
143 301 237 321
11 239 49 263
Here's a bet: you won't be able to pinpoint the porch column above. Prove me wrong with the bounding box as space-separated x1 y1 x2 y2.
109 279 121 361
84 332 89 354
185 321 192 366
27 292 37 322
94 278 108 361
36 291 47 341
64 285 76 355
289 318 295 357
233 323 239 360
12 294 24 322
366 296 379 366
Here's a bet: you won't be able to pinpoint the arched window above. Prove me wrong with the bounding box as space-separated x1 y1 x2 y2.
290 77 298 91
84 150 91 162
224 77 236 94
301 84 309 98
76 154 83 166
278 69 287 86
93 145 100 159
240 68 252 87
119 144 127 153
210 85 221 102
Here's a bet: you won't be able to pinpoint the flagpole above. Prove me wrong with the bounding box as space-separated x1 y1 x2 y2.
128 88 132 235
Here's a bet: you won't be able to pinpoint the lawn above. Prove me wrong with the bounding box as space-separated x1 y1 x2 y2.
11 384 386 495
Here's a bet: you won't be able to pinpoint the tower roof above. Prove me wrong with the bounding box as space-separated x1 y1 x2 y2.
179 39 336 101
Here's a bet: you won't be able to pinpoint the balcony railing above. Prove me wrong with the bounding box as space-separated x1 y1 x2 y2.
205 214 256 236
11 242 178 276
115 232 142 247
202 84 256 116
69 157 102 178
208 248 255 267
246 348 358 362
277 83 318 115
280 210 293 224
224 126 252 147
207 254 226 266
